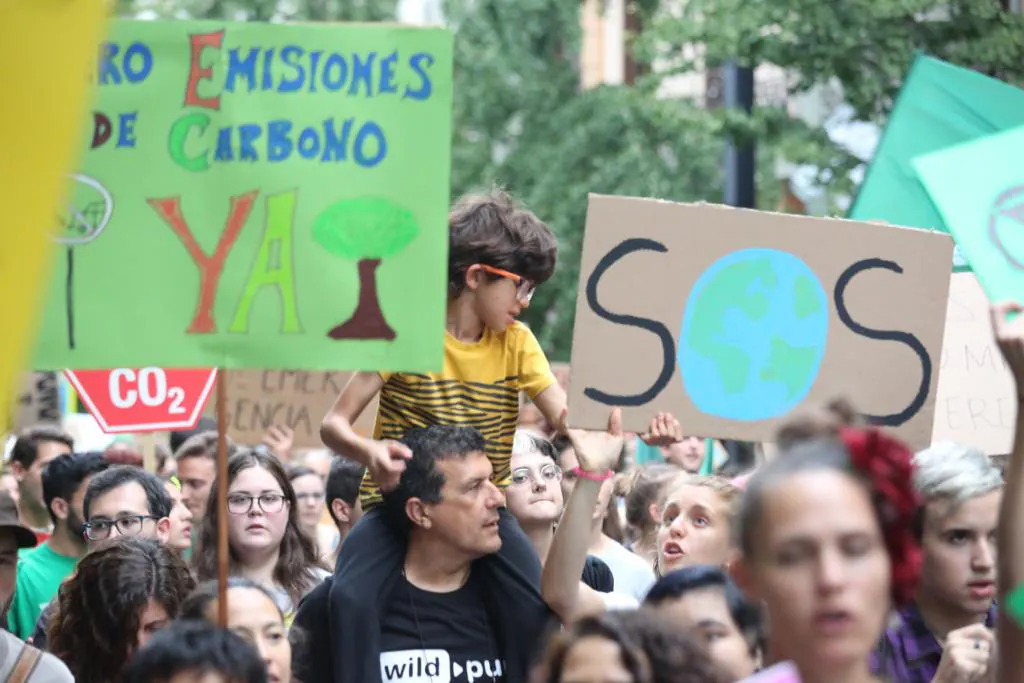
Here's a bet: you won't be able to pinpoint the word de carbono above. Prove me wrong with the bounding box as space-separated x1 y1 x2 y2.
92 34 437 171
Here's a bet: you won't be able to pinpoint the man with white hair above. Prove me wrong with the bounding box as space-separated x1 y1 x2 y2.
872 442 1003 683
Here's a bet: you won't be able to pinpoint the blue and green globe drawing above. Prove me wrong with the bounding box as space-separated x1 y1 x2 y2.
679 248 829 421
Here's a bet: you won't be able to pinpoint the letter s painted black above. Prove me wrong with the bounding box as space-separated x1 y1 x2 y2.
834 258 931 427
583 238 675 407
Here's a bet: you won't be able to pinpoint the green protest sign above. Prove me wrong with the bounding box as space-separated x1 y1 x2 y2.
35 19 452 372
849 54 1024 271
914 125 1024 302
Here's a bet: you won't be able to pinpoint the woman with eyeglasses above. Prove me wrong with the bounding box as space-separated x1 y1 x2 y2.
505 431 566 562
192 450 329 625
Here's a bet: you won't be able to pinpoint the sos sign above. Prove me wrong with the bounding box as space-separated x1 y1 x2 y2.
64 368 218 434
566 196 954 449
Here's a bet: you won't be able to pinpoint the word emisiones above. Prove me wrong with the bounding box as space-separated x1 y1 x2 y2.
185 31 436 108
93 37 436 102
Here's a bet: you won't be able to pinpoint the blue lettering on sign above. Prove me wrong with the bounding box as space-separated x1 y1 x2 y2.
226 48 259 93
116 112 138 148
190 118 388 168
197 46 436 97
98 42 154 85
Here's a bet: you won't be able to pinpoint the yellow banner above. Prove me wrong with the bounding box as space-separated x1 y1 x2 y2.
0 1 109 434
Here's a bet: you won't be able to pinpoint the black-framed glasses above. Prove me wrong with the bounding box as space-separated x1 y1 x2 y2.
227 493 287 515
510 463 562 486
83 515 158 541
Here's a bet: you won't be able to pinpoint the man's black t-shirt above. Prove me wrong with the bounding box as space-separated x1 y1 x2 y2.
380 573 506 683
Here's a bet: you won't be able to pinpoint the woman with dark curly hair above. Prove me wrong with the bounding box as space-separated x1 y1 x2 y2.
531 610 729 683
192 450 328 624
47 536 196 683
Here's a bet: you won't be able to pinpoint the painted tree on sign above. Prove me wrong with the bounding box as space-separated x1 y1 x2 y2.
313 197 418 341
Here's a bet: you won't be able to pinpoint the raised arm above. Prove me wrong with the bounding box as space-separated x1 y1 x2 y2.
991 302 1024 683
541 409 624 623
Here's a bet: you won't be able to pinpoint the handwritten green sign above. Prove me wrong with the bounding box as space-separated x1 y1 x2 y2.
914 125 1024 303
34 19 452 372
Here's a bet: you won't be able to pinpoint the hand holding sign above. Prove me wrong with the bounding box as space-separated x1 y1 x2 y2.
567 409 625 475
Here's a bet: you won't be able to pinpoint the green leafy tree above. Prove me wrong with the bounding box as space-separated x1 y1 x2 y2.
313 198 418 340
641 0 1024 195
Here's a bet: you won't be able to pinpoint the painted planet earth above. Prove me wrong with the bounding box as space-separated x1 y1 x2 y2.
679 248 829 421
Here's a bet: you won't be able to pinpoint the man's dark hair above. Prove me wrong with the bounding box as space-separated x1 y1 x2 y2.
644 565 764 655
10 425 74 469
174 430 234 463
447 188 558 297
325 457 365 524
169 417 218 454
122 620 267 683
380 426 486 531
83 466 173 520
42 452 109 524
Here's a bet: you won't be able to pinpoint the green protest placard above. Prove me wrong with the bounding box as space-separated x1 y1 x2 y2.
849 55 1024 271
914 125 1024 302
34 19 452 372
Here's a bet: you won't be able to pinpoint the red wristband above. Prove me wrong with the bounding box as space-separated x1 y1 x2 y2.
570 467 613 482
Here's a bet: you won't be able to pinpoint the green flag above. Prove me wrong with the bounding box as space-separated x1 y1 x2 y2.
914 125 1024 302
849 54 1024 270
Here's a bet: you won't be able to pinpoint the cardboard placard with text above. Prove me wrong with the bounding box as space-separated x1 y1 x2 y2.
567 196 954 449
932 273 1016 454
9 372 61 434
208 370 378 449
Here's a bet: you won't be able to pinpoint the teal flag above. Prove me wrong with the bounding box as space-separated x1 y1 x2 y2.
849 55 1024 270
914 125 1024 303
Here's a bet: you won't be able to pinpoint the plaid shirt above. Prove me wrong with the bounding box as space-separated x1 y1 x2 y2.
870 602 998 683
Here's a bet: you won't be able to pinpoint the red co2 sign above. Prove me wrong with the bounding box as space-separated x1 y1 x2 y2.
64 368 218 434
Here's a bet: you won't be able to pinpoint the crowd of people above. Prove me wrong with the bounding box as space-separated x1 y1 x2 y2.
1 190 1022 683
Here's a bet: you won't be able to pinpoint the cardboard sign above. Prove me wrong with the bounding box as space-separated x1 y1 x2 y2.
932 273 1016 454
209 370 378 449
567 196 954 449
9 373 61 433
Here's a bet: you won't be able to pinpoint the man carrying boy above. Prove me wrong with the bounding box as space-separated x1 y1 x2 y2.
321 189 677 683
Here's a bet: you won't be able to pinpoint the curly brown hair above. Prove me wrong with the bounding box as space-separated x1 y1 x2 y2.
531 610 729 683
48 537 195 683
447 188 558 297
193 449 325 606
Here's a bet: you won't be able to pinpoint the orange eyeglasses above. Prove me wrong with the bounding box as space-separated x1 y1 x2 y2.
477 264 536 302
